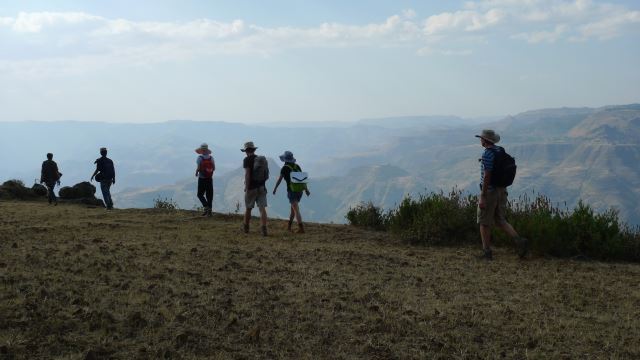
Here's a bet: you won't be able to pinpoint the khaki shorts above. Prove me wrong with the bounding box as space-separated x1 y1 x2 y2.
477 187 508 226
245 186 268 209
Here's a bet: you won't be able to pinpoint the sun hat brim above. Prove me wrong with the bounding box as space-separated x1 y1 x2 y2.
475 134 499 144
279 154 296 163
195 148 211 155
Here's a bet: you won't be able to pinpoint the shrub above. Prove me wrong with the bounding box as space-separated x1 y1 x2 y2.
345 202 388 231
386 189 477 245
153 197 179 211
346 188 640 262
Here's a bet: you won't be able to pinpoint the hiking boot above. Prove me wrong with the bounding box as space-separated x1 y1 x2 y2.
515 236 529 259
261 225 268 237
295 224 305 234
287 220 293 232
243 223 249 234
478 248 493 261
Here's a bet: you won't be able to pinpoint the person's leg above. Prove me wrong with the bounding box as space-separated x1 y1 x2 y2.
291 201 304 233
46 184 55 204
244 189 255 233
288 206 295 230
51 184 57 205
480 224 492 249
496 188 528 258
256 187 268 233
259 206 267 227
477 189 499 259
196 178 208 210
206 179 213 215
105 181 113 209
100 181 113 209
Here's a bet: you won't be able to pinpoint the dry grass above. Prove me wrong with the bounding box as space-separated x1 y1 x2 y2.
0 200 639 359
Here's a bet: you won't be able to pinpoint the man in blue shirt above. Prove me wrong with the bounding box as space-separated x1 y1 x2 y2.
476 130 528 260
91 147 116 210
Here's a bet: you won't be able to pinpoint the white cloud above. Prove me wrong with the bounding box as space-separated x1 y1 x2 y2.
417 46 473 56
11 11 101 33
512 24 568 43
579 10 640 40
424 9 504 35
0 2 638 76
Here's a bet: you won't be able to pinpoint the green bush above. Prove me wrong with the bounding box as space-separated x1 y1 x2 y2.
345 202 388 231
386 189 477 245
346 189 640 262
153 197 179 211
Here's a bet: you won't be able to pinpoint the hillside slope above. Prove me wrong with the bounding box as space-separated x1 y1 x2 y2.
1 201 639 359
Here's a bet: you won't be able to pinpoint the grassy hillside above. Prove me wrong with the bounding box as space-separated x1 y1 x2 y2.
1 201 639 359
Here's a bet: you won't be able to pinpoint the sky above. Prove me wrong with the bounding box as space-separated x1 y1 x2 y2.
0 0 639 123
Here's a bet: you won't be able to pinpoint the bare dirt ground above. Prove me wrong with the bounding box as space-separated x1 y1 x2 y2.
1 201 639 359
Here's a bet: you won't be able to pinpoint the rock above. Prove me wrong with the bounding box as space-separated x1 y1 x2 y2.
32 184 48 196
0 180 36 199
59 186 76 199
60 182 96 199
73 182 96 198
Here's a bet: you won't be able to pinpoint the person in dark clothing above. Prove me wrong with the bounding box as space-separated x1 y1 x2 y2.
272 151 310 233
195 143 215 217
90 147 116 210
40 153 62 205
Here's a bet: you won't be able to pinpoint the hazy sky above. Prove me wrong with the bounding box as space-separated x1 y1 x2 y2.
1 0 639 123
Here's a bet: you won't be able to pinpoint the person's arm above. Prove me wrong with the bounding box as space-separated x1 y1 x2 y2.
54 163 61 185
244 167 251 192
40 162 45 183
90 168 99 181
479 170 491 208
195 157 201 177
304 183 310 196
479 149 494 209
111 162 116 184
273 175 284 195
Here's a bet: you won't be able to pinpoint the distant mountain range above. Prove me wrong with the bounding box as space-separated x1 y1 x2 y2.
1 104 639 224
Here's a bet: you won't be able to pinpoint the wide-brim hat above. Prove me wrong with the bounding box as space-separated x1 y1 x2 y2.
195 143 212 155
241 141 257 152
279 151 296 163
475 129 500 144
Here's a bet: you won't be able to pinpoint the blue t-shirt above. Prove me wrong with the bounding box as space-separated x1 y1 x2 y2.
480 145 500 188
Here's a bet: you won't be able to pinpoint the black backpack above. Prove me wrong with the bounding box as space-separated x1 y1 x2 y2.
490 146 517 187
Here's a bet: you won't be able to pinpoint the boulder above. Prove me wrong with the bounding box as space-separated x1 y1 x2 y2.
59 186 76 199
59 182 96 199
74 182 96 198
32 184 48 196
0 180 36 199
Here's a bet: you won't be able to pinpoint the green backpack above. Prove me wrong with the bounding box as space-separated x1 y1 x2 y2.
286 164 308 192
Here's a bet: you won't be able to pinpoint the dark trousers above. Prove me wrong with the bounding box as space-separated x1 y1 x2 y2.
45 182 57 204
197 177 213 209
100 180 114 209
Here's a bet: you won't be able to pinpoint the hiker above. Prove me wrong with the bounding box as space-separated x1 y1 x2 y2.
272 151 310 233
90 147 116 210
195 143 215 217
476 129 528 260
241 141 269 236
40 153 62 205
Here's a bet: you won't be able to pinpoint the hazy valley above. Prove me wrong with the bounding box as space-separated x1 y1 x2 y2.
1 104 639 224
